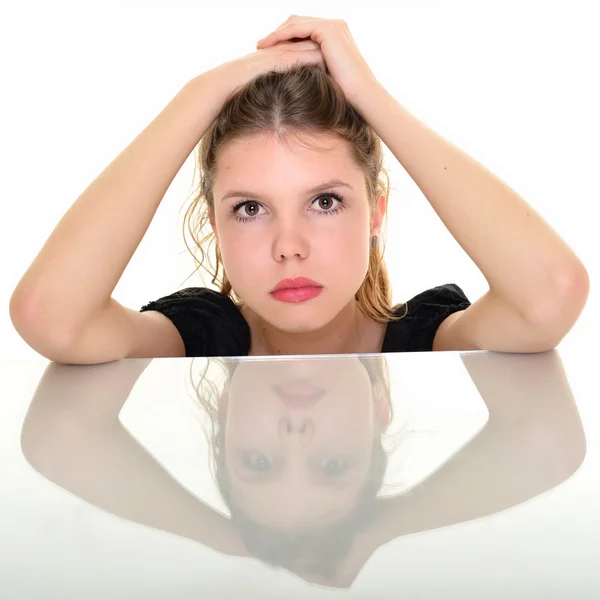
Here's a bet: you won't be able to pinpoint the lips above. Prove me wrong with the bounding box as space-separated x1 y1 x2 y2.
272 379 326 408
270 277 323 293
269 277 324 304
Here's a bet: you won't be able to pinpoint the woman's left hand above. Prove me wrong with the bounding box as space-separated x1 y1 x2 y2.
256 15 378 106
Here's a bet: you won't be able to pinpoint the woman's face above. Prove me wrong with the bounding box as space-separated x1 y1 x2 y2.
221 356 390 532
211 131 384 333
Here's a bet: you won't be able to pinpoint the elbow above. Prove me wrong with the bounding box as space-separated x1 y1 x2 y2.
526 263 590 347
10 294 77 361
552 262 590 323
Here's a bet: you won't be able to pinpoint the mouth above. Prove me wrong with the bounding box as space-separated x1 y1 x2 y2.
272 379 327 408
269 277 324 304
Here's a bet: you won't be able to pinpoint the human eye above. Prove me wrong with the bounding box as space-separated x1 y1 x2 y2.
231 200 265 222
242 451 276 472
311 192 345 215
317 456 351 478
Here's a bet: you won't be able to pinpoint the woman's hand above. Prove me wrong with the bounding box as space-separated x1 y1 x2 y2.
206 38 326 102
256 15 379 106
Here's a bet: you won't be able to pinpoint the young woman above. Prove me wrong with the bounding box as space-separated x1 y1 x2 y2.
10 16 589 363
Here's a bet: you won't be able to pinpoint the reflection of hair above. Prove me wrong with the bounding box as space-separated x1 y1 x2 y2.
190 355 395 580
178 63 407 323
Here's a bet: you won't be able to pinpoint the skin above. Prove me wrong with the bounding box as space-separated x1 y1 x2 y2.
209 130 387 356
219 356 391 532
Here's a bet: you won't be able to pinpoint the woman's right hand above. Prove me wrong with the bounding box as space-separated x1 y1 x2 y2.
204 39 326 102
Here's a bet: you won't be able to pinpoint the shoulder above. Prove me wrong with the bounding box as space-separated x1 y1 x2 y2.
382 283 472 352
140 287 238 316
139 287 250 356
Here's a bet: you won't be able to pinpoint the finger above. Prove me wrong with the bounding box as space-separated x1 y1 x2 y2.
272 39 319 51
276 48 326 71
274 14 309 29
274 18 291 30
256 39 319 53
257 21 322 48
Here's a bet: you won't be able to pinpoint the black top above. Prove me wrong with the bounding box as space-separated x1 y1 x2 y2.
139 283 471 357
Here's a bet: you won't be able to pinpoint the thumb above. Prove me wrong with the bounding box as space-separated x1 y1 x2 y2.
276 48 326 71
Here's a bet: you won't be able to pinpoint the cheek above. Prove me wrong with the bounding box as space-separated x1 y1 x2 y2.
227 399 279 439
324 227 371 283
216 213 371 286
315 408 374 447
217 227 264 280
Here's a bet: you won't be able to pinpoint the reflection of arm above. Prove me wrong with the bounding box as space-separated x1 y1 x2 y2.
368 351 586 548
20 359 248 557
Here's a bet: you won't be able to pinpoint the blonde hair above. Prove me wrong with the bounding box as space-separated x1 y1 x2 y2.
179 63 407 323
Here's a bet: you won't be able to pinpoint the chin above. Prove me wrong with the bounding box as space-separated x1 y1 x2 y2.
266 304 342 334
241 286 358 332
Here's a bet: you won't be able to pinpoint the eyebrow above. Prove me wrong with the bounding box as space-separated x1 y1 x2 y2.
232 460 353 489
233 470 351 489
220 178 354 203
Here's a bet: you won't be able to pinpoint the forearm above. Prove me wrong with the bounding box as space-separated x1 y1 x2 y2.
357 83 588 323
21 361 245 556
11 73 228 345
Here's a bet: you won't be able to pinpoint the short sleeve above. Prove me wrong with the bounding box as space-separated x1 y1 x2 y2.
382 283 472 352
139 287 250 357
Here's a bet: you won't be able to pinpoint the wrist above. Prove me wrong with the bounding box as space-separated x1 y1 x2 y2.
186 68 235 121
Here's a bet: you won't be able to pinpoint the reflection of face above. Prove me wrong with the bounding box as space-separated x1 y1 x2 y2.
221 357 389 532
211 131 378 333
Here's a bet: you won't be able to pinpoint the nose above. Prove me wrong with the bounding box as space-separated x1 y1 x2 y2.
272 221 309 262
279 417 314 440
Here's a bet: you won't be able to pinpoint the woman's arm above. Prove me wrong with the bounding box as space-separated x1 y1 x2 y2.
20 359 248 557
364 350 586 549
9 40 325 355
253 16 589 350
9 74 225 350
357 84 589 352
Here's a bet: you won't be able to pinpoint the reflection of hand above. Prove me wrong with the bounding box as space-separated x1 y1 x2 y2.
256 15 378 106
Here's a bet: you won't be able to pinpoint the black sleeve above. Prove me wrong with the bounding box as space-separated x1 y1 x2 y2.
405 283 472 351
382 283 472 352
139 287 251 357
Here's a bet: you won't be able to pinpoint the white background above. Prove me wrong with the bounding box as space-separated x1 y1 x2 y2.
1 0 597 359
1 2 599 595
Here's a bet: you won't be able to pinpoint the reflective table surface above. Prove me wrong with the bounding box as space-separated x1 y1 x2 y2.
1 350 598 598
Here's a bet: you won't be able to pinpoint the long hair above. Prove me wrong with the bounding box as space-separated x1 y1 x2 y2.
179 63 407 323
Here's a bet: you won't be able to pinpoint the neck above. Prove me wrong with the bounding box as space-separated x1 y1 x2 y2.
244 300 377 356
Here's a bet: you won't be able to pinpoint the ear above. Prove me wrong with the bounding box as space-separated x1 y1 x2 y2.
217 389 229 422
373 383 391 430
370 189 388 236
209 211 218 244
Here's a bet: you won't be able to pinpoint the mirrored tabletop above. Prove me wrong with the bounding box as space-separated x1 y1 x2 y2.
1 350 598 598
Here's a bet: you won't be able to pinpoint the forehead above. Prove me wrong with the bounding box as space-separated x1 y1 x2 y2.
228 477 363 531
214 131 359 179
